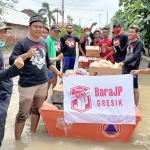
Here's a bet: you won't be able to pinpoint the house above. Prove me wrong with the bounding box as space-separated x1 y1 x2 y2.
21 9 37 17
0 7 30 45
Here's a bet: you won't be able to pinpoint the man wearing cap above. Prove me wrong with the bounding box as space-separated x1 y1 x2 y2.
45 25 63 90
112 23 128 63
0 21 25 147
9 15 63 140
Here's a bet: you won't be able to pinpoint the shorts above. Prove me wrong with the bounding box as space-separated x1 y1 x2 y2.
133 76 138 89
47 70 54 80
56 63 61 71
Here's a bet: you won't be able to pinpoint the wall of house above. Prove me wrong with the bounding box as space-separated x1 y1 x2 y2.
6 24 29 45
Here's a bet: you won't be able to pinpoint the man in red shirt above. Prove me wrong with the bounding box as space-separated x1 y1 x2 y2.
96 27 114 63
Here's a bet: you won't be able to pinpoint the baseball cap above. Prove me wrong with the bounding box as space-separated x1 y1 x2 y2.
29 15 43 25
113 23 121 28
0 21 11 30
50 25 61 32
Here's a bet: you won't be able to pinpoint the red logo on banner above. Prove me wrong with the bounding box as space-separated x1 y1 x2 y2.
70 85 92 113
101 124 121 138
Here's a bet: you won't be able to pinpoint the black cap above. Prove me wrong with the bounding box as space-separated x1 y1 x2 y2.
113 23 121 28
50 25 61 32
29 15 43 25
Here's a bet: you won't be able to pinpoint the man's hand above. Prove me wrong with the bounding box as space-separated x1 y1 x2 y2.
118 62 124 67
81 28 85 34
103 55 108 60
56 71 63 78
82 52 86 56
14 57 24 69
27 48 36 58
57 53 64 60
92 22 97 26
130 70 140 76
65 40 69 46
114 40 120 47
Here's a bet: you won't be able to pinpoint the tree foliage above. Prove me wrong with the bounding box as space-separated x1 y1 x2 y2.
59 24 82 39
0 0 18 15
112 0 150 46
38 2 56 26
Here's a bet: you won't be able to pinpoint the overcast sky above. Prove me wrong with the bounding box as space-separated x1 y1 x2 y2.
15 0 120 29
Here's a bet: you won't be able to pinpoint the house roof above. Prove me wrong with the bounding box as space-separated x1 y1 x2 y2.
21 9 37 17
1 7 30 26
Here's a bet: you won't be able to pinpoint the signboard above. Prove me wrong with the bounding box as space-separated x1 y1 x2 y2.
63 75 136 125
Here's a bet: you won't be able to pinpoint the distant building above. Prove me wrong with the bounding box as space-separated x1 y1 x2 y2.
22 9 37 17
1 7 30 45
57 22 68 28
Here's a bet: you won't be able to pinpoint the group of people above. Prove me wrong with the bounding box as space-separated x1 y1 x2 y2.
0 14 150 147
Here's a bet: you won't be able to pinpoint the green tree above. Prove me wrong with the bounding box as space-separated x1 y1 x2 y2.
38 2 56 26
0 0 18 15
52 8 62 25
59 24 82 39
112 0 150 46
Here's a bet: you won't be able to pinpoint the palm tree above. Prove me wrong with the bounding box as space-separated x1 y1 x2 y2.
52 8 62 25
38 2 56 26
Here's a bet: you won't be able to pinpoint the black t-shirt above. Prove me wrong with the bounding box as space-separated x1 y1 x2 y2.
55 39 62 65
0 50 13 100
148 62 150 68
60 34 80 56
9 37 53 87
79 37 89 56
112 33 128 63
123 40 143 74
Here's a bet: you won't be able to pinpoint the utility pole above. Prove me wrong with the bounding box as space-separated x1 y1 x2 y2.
62 0 64 28
99 14 101 28
107 11 108 25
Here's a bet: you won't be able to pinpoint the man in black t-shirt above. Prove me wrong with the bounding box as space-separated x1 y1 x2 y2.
9 15 63 140
0 22 24 147
60 25 85 73
112 23 128 63
119 26 143 106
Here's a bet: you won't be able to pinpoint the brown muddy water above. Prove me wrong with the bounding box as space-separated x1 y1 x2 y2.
1 59 150 150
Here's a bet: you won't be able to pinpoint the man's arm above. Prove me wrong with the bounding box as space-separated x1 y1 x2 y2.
0 57 24 81
103 51 114 59
9 41 36 65
89 22 97 32
50 53 63 62
78 43 85 56
79 29 85 44
0 65 20 81
46 49 63 78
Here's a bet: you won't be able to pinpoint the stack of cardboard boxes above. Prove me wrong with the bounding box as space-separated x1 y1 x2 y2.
52 84 64 104
78 46 100 70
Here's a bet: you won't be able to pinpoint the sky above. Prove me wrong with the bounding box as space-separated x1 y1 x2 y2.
15 0 120 29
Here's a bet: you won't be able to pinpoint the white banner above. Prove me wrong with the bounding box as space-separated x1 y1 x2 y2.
63 75 136 125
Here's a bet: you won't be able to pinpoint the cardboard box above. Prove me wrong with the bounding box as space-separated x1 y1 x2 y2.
78 56 98 69
89 66 122 76
52 84 64 103
86 46 100 57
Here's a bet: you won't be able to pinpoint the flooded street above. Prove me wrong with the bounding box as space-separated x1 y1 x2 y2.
1 59 150 150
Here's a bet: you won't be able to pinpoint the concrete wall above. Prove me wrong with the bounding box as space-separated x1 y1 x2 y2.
6 24 29 45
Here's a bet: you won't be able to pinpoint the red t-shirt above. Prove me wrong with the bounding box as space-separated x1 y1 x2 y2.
97 38 114 63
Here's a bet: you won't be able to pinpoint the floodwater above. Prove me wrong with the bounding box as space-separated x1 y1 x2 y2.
1 59 150 150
